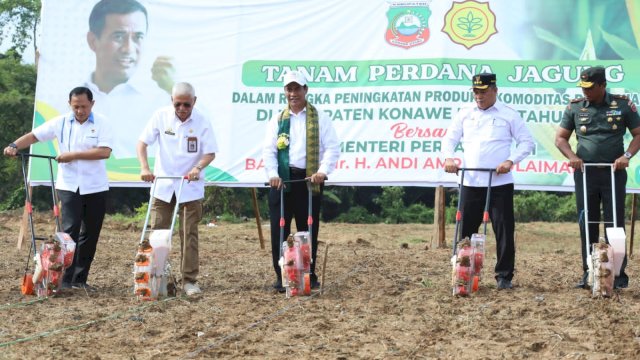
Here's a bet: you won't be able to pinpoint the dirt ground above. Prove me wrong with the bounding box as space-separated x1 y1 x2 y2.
1 211 640 359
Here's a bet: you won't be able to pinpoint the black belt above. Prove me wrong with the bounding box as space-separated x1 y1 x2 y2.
585 165 613 169
289 167 306 177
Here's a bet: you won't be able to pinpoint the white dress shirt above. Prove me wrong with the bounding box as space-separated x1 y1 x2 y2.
262 105 340 179
86 73 169 159
442 100 534 187
139 106 219 203
32 112 112 194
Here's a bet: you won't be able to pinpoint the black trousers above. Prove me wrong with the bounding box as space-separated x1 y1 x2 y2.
574 168 628 286
268 168 322 283
59 189 108 284
460 183 515 281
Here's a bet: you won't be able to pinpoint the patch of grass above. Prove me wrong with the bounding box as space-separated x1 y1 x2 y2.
107 213 138 225
420 278 433 288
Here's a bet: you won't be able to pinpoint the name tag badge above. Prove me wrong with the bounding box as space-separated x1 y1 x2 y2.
187 136 198 153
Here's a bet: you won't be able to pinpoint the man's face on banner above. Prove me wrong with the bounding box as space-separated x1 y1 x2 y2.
88 11 147 84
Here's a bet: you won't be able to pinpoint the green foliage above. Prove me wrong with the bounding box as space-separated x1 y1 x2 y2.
108 213 137 224
420 278 433 288
320 186 361 221
217 213 245 224
374 187 405 224
446 192 459 224
106 187 149 215
443 190 576 224
134 202 149 221
402 203 434 224
105 201 148 224
202 187 269 221
0 0 40 58
322 189 342 204
0 186 24 211
0 52 37 210
513 191 575 222
554 193 578 222
334 206 379 224
369 187 435 224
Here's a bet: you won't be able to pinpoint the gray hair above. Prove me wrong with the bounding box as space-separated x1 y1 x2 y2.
172 82 196 97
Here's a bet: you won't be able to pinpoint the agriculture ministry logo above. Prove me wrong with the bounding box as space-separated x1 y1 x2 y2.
385 1 432 49
442 0 497 49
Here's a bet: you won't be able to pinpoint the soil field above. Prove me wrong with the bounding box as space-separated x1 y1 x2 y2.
1 211 640 359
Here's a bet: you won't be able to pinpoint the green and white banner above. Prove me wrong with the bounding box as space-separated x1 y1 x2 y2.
32 0 640 190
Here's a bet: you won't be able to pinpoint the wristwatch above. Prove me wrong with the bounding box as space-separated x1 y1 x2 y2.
624 151 633 159
8 142 17 149
195 164 204 170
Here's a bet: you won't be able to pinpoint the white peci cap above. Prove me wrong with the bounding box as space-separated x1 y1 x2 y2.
282 71 307 86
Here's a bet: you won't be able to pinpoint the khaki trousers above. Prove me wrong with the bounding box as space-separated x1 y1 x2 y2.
150 196 203 284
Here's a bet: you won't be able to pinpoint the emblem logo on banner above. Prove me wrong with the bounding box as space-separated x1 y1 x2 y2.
442 0 497 49
384 1 432 49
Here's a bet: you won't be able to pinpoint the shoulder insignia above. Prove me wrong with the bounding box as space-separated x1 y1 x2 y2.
570 97 584 103
613 94 629 100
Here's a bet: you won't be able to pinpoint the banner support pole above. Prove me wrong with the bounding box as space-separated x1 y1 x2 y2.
251 188 265 249
630 193 637 259
17 185 32 250
433 185 446 249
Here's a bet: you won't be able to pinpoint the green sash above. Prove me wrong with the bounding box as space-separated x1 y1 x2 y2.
277 103 320 194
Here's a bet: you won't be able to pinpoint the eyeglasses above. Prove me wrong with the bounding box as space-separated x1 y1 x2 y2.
173 102 192 108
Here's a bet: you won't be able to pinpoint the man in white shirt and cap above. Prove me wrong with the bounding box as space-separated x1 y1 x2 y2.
442 73 535 290
263 71 340 293
137 82 218 296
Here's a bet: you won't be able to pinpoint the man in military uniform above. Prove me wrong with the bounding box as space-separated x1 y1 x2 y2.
555 66 640 289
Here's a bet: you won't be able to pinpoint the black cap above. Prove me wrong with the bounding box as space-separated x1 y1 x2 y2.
471 73 496 89
577 66 606 88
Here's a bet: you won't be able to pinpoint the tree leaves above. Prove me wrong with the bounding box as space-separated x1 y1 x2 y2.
0 53 36 210
0 0 41 59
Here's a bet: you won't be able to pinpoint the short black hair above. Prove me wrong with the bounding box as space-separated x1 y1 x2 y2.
89 0 148 37
69 87 94 101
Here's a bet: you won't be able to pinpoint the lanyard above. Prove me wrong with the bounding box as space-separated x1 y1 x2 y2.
60 116 74 152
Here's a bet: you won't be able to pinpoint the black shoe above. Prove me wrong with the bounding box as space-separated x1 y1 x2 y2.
310 280 321 289
614 276 629 289
575 272 589 289
61 282 73 289
497 278 512 290
272 280 285 293
72 283 98 292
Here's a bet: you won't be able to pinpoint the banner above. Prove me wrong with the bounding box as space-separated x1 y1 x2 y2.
32 0 640 191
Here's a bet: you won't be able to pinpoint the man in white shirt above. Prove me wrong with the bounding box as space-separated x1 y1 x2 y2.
137 82 218 296
263 71 341 293
442 73 534 290
86 0 174 159
4 87 113 291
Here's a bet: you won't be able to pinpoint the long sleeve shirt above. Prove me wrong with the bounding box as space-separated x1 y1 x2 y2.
262 105 340 179
442 100 534 187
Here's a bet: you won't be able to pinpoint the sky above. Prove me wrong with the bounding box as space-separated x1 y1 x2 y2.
0 24 37 64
